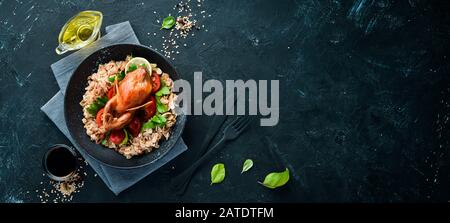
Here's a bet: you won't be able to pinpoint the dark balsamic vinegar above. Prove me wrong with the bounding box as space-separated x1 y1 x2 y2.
46 147 77 177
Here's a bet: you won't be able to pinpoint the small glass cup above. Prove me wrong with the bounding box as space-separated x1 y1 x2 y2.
42 144 78 182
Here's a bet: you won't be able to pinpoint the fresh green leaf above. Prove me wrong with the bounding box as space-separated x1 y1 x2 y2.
119 129 129 146
141 114 167 131
259 168 290 189
86 103 99 115
141 120 156 131
151 114 166 124
108 75 116 82
210 163 226 185
155 94 169 113
117 71 126 81
127 63 137 73
156 102 168 113
140 63 146 68
150 115 162 124
159 114 167 123
86 96 108 115
156 86 170 97
96 96 108 106
241 159 253 173
161 15 176 30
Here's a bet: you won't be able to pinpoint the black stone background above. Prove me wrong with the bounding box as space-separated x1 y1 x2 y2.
0 0 449 202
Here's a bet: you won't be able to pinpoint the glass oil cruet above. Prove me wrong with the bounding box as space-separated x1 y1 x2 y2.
55 10 103 55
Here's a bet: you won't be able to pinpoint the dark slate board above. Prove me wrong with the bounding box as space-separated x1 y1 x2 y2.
0 0 449 202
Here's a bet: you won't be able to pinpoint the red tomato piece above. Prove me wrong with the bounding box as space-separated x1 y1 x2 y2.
143 96 157 121
128 116 142 137
151 72 161 93
109 129 125 145
96 108 104 127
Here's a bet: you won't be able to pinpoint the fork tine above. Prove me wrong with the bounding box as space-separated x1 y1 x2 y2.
235 116 251 132
236 120 250 135
231 116 242 125
231 116 246 128
234 116 248 129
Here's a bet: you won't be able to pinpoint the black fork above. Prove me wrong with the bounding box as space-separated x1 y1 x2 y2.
171 116 252 195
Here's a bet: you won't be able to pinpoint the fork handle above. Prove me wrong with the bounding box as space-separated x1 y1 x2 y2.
172 136 226 194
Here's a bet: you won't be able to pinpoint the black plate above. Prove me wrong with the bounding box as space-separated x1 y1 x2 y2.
64 44 186 169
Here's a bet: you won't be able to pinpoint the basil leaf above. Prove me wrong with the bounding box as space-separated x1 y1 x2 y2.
156 86 170 96
157 115 166 127
161 15 175 30
117 71 125 81
142 114 167 131
141 120 156 131
259 168 290 189
210 163 225 185
108 75 116 82
151 114 167 124
151 115 162 124
159 114 167 122
241 159 253 173
87 96 108 115
119 129 129 146
97 96 108 106
87 103 99 115
156 102 168 113
127 63 137 73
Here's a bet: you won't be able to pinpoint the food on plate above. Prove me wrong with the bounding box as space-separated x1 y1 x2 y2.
80 56 177 159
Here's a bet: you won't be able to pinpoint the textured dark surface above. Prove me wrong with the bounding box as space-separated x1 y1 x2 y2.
0 0 449 202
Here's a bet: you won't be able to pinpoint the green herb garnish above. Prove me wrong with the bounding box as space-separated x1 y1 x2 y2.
156 101 168 113
97 96 108 105
155 86 170 97
151 114 167 125
108 75 116 82
161 15 176 30
154 86 170 113
211 163 226 185
141 114 167 131
141 120 156 131
109 71 125 82
259 168 290 189
241 159 253 174
86 96 108 115
127 63 137 73
117 70 126 81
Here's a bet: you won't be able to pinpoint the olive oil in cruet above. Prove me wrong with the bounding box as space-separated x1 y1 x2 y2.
55 10 103 55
